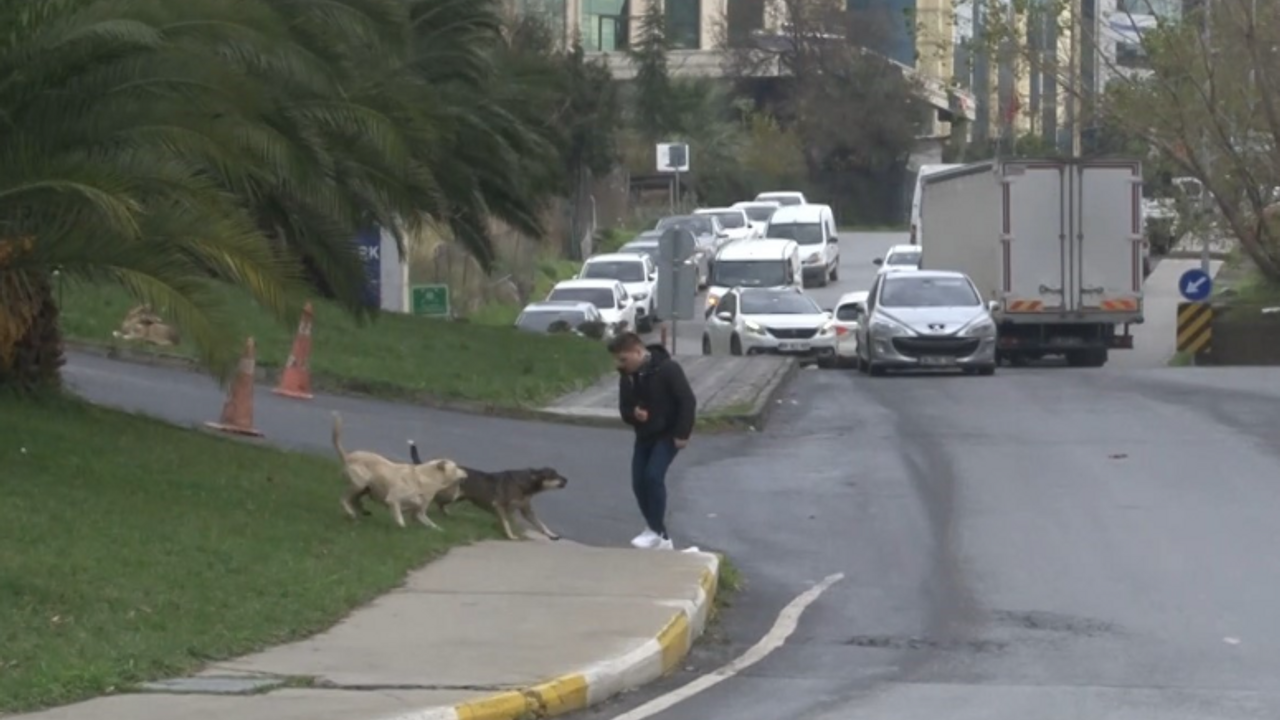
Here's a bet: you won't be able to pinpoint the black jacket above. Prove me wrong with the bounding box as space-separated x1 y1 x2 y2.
618 344 697 441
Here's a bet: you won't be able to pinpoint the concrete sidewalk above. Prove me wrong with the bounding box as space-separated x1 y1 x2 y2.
540 356 796 430
14 541 720 720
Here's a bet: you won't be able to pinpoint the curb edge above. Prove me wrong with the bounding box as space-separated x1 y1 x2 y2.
401 553 720 720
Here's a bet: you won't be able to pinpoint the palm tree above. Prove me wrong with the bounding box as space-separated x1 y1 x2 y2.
0 0 566 391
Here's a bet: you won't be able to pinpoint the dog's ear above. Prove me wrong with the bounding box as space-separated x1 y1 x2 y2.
429 459 450 472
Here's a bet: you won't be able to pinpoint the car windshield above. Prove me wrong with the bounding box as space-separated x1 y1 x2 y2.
583 261 646 282
711 260 789 288
516 310 589 332
656 215 712 236
836 303 863 321
619 242 658 256
548 287 615 309
711 212 746 229
741 206 776 222
740 290 821 315
766 222 824 245
886 250 922 267
879 276 981 308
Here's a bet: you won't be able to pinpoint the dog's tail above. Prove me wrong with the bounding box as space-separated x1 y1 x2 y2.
331 411 347 460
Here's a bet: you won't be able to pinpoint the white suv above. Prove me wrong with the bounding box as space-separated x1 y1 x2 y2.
579 253 658 331
695 207 753 244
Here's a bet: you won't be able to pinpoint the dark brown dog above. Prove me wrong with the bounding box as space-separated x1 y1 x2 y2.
409 441 567 541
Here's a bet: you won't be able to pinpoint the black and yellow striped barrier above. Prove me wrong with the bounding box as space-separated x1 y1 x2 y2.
1176 302 1213 355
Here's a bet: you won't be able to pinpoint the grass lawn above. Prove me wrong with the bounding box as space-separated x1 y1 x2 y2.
57 279 613 408
0 396 501 713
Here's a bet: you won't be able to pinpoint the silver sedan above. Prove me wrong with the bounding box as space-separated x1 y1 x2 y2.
855 270 998 376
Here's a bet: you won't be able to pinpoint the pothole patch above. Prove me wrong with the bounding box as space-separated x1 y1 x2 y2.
138 675 286 695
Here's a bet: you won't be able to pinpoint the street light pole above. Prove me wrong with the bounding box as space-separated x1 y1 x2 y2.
1068 0 1081 157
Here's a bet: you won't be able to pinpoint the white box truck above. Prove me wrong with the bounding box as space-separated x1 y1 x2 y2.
919 158 1145 367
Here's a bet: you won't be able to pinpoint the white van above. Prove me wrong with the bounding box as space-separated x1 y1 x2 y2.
703 238 802 315
909 163 962 245
764 204 839 287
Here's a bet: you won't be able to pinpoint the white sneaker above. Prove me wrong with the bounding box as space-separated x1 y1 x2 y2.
655 537 674 551
631 529 660 548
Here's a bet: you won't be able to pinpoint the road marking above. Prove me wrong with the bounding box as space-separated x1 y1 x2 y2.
608 572 845 720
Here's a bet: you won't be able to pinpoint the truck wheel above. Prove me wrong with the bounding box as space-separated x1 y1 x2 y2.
730 335 744 356
1067 349 1108 367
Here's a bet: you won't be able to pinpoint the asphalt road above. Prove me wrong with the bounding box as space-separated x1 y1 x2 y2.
646 231 897 355
63 233 1280 719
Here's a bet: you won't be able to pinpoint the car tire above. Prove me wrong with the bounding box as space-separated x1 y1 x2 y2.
638 316 654 333
830 263 839 282
730 335 744 356
701 335 712 355
976 365 996 376
868 362 887 376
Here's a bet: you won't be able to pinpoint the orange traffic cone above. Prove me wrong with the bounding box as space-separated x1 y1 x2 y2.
205 337 264 437
273 302 314 400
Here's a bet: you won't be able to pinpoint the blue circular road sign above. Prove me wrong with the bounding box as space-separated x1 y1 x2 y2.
1179 268 1213 302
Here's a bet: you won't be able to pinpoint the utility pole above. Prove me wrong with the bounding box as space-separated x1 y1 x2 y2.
1068 0 1081 158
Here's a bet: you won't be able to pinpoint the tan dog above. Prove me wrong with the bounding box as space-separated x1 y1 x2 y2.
331 413 466 529
112 304 180 346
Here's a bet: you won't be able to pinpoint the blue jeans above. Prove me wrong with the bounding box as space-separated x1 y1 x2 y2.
632 437 678 537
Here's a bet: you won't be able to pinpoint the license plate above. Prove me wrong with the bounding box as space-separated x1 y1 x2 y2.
1051 336 1084 346
919 355 955 366
779 342 811 352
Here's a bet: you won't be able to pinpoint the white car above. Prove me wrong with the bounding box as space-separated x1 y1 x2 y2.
873 244 923 275
514 301 605 337
701 286 837 366
579 253 658 331
754 191 808 207
764 203 840 287
830 290 868 365
546 278 637 335
731 200 781 238
695 207 753 243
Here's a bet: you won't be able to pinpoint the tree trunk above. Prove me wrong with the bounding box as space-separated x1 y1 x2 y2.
0 272 65 392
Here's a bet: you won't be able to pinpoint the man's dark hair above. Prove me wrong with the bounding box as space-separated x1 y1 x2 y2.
607 331 645 354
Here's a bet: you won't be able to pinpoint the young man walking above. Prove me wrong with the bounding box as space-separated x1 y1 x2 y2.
609 332 696 550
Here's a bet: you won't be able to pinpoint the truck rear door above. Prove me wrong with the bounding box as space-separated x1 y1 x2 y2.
1073 161 1144 318
1001 161 1068 314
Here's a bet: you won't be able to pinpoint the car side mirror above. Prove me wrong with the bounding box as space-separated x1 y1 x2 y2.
872 258 884 266
823 307 834 314
716 312 733 322
988 300 1000 312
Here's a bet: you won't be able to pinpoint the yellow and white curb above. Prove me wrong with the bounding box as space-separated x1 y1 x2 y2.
396 552 720 720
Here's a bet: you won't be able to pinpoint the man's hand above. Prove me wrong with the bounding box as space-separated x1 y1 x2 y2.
674 438 688 449
633 407 649 422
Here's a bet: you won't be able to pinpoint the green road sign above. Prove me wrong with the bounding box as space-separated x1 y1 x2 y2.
411 284 450 316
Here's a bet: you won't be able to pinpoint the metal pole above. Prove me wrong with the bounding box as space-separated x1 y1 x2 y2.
1069 0 1081 157
674 169 682 212
1200 0 1213 274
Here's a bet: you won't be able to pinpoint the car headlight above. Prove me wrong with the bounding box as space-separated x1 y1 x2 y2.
817 321 835 336
633 292 648 301
806 252 820 263
743 320 767 335
706 294 719 308
870 318 912 337
962 318 997 337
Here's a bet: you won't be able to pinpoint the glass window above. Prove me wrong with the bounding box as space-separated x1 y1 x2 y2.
765 222 824 245
712 212 746 229
1117 0 1180 18
666 0 701 49
885 249 922 267
548 287 617 308
583 260 646 282
517 309 588 332
710 260 789 288
582 0 629 51
517 0 567 42
740 290 821 315
741 205 776 222
879 276 981 308
836 303 863 321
